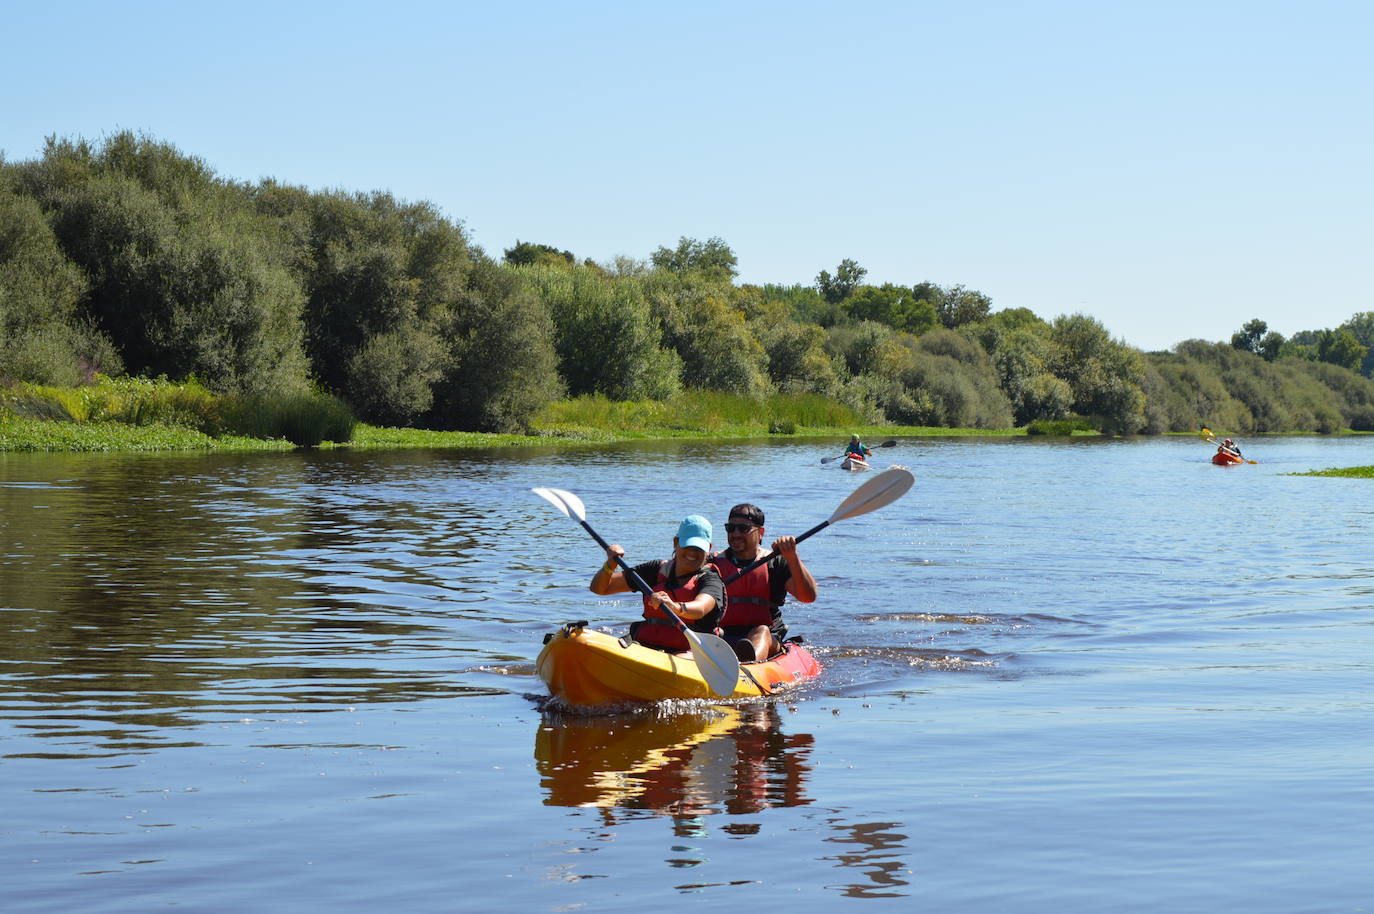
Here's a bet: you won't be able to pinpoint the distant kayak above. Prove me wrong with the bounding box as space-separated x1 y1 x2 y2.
840 456 870 471
1212 451 1244 466
537 622 822 708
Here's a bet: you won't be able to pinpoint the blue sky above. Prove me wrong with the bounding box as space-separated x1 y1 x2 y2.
3 0 1369 352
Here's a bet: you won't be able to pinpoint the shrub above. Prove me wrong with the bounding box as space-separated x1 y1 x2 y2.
1026 418 1097 435
219 390 356 446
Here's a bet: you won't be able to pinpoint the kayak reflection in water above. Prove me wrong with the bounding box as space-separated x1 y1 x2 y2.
534 704 813 822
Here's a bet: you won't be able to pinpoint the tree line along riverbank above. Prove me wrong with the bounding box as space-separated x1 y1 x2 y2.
5 131 1374 448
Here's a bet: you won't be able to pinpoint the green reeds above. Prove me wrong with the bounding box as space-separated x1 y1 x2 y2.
217 391 357 447
2 377 357 449
531 391 863 436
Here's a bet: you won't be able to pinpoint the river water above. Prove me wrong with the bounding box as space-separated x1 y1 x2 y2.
3 436 1373 912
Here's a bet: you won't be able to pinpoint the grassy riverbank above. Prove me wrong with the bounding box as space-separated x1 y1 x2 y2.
0 411 1023 453
7 379 1365 455
0 414 295 452
2 381 1031 453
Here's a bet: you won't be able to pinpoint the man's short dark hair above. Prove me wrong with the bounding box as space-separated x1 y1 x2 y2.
728 503 765 525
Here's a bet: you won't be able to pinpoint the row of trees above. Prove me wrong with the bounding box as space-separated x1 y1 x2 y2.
1231 317 1374 377
3 132 1373 435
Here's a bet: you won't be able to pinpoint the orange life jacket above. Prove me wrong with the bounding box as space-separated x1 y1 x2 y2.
635 560 716 651
711 550 781 629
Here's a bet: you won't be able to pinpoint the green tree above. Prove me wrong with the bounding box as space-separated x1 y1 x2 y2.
935 284 993 329
1049 313 1145 434
1316 328 1366 373
1338 312 1374 376
18 133 309 393
816 259 866 304
259 187 473 421
990 325 1071 424
0 189 121 384
844 283 939 334
1230 318 1269 355
347 327 449 426
503 240 574 267
641 273 770 397
430 261 565 432
826 321 903 378
649 236 738 282
1258 331 1285 361
521 263 681 400
760 282 840 327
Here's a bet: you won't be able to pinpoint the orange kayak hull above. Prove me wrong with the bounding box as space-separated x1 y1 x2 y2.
537 623 822 708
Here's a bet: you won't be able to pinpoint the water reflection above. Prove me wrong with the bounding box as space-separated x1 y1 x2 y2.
536 706 914 896
822 818 913 898
536 704 813 820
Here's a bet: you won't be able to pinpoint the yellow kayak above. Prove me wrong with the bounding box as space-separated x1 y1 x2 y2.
537 622 822 708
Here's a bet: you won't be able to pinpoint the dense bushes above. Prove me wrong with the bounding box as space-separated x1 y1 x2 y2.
4 131 1372 439
1 376 356 445
13 136 309 394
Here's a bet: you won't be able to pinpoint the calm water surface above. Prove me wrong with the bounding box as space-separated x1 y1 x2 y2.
3 437 1373 912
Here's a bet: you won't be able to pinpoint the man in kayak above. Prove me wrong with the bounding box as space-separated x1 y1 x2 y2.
589 515 725 653
1217 437 1243 459
710 503 818 663
843 435 872 461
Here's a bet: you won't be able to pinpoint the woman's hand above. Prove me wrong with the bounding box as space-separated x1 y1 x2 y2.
648 590 680 616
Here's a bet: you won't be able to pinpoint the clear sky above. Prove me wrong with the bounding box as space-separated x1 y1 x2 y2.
2 0 1369 352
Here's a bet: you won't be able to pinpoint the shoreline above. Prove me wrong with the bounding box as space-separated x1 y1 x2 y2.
5 413 1368 456
0 416 1032 454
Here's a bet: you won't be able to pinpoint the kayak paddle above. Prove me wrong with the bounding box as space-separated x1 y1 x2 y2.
1200 427 1257 464
821 439 897 464
531 486 741 697
720 466 916 585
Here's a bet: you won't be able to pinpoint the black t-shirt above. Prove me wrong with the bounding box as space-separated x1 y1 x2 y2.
628 559 725 629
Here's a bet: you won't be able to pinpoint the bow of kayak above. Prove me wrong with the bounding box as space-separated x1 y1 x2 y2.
537 622 822 708
1212 451 1243 465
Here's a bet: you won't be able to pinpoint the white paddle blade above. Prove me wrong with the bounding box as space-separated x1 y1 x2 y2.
531 486 586 521
828 467 915 523
686 630 741 697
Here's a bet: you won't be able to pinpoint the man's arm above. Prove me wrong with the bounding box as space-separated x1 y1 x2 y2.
774 537 817 603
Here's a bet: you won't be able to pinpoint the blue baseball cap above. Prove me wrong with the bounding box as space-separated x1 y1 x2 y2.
675 515 712 551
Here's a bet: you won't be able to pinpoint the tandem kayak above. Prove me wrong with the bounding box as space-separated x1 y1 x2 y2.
1212 451 1244 466
840 456 870 471
537 622 822 708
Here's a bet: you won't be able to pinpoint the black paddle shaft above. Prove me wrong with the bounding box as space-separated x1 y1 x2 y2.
579 520 689 633
719 518 830 586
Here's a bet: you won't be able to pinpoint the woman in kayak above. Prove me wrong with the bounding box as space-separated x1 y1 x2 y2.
1217 437 1242 459
589 515 725 653
710 503 818 663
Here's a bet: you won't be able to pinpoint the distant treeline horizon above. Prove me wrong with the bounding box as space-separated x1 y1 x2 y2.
4 131 1374 435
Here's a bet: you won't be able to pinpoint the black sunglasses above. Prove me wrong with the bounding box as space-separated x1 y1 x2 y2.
723 522 758 533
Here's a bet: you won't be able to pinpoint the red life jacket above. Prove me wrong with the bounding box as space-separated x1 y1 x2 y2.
635 560 713 652
711 550 780 629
